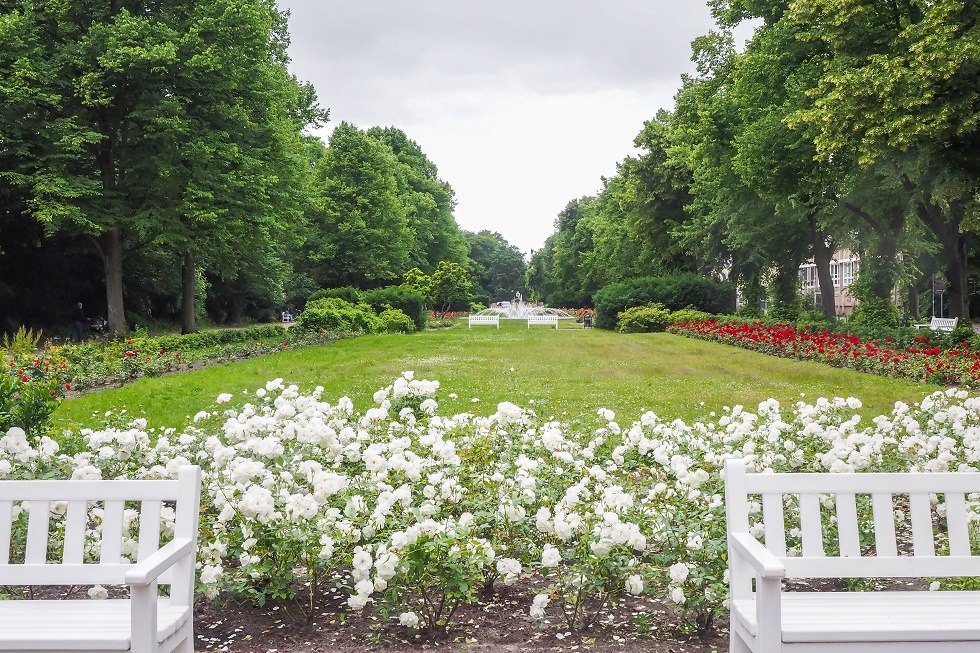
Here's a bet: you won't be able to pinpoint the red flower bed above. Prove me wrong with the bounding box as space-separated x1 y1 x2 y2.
669 319 978 385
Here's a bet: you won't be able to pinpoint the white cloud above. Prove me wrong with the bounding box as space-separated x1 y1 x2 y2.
279 0 737 254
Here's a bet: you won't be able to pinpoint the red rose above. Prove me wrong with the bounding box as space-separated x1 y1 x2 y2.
65 383 71 390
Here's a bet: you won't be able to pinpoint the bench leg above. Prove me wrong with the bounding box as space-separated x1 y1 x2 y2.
730 631 752 653
174 626 194 652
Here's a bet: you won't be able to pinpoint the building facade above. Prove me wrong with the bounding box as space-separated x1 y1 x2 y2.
798 251 860 317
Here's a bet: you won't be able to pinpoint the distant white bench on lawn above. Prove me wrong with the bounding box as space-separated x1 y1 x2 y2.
914 316 958 331
468 314 499 329
527 315 558 329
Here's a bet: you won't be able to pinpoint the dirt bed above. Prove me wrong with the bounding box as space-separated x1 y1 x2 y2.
194 585 726 653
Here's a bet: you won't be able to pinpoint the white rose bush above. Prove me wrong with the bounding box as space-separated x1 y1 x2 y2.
3 374 980 636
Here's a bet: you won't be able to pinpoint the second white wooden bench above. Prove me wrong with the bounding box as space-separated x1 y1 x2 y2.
0 466 202 653
913 316 959 331
725 458 980 653
468 314 500 329
527 315 558 329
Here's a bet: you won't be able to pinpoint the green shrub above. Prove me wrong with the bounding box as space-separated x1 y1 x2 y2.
847 297 900 333
307 286 362 305
360 285 426 330
666 308 714 325
618 304 672 333
153 324 287 352
296 298 379 335
593 273 734 329
793 308 835 332
377 308 416 334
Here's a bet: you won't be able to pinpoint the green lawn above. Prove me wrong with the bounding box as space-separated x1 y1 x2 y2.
55 320 940 430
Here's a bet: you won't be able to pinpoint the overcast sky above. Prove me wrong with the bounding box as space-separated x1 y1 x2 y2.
277 1 738 255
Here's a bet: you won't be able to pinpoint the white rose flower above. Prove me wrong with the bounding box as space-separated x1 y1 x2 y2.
625 574 644 595
669 586 686 605
88 585 109 600
529 592 551 620
540 544 561 568
669 562 690 583
399 611 420 628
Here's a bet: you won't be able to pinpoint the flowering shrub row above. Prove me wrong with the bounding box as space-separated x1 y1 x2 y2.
670 318 980 386
2 375 977 635
1 325 342 394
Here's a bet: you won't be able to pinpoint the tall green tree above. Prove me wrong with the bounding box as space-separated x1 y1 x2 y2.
0 0 323 334
790 0 980 317
308 123 410 288
464 230 527 302
367 127 468 272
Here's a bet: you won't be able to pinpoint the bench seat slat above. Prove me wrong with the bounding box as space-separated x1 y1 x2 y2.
762 493 786 556
733 591 980 643
945 492 971 556
747 473 980 494
835 493 860 557
63 500 88 564
0 563 135 585
871 492 898 557
0 500 11 564
0 480 179 501
781 554 980 578
0 599 190 650
909 493 936 557
799 494 824 557
138 500 162 562
25 500 50 564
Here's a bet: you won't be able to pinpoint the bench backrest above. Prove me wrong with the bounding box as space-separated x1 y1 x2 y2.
469 315 499 324
527 315 558 325
931 317 959 331
0 466 201 590
725 459 980 578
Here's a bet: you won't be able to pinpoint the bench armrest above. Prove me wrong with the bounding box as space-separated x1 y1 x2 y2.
731 532 786 579
125 538 195 586
913 323 928 329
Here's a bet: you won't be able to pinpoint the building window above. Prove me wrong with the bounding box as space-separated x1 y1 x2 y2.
831 262 840 287
842 260 856 286
800 264 816 289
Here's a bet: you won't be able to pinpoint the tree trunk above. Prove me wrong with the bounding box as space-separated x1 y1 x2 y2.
907 270 932 320
914 198 970 319
103 226 127 335
941 235 970 319
180 251 197 334
809 215 837 320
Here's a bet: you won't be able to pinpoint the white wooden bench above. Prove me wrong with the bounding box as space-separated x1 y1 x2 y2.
725 458 980 653
468 314 499 329
913 316 959 331
527 315 559 329
0 466 202 653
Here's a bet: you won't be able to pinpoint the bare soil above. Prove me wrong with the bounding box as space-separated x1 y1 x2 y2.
194 585 726 653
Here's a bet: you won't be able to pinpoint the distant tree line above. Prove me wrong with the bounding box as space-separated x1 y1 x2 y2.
0 0 526 336
527 0 979 327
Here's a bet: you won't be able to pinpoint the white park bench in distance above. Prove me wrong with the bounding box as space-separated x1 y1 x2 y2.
468 314 500 329
527 315 559 329
0 466 202 653
725 458 980 653
914 316 959 331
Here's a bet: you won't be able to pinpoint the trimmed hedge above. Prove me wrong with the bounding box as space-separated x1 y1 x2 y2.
296 298 380 335
360 285 426 330
593 273 734 329
378 308 416 333
618 304 672 333
307 286 362 305
153 324 287 352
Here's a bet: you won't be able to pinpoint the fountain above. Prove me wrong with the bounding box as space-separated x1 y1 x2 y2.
474 292 575 320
